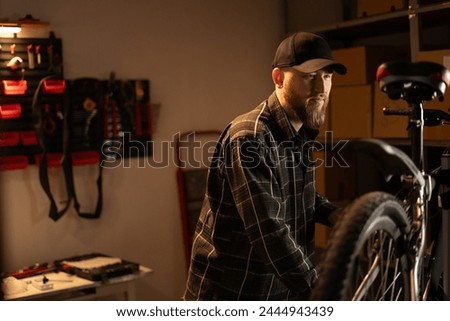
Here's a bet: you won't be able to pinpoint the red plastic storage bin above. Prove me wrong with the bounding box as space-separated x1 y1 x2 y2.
0 131 20 147
0 104 22 119
42 79 66 94
0 155 28 170
2 80 27 95
20 131 38 146
34 153 63 168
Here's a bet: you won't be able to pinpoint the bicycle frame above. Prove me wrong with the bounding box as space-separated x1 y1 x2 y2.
386 95 450 301
377 61 450 300
407 98 430 300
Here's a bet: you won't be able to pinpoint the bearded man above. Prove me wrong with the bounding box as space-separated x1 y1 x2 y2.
183 32 347 301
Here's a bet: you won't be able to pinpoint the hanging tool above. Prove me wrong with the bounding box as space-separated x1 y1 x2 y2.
27 44 35 69
6 56 23 70
35 44 41 64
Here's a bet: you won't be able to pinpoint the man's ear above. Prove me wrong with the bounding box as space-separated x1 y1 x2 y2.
272 68 283 87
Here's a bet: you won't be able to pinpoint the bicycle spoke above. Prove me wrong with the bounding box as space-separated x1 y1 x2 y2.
352 254 380 300
349 230 406 300
383 262 403 300
377 232 402 300
378 231 392 299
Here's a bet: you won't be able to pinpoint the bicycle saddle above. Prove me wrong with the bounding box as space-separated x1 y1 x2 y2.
376 61 450 102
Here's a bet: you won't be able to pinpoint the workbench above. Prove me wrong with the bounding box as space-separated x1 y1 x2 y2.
3 265 153 300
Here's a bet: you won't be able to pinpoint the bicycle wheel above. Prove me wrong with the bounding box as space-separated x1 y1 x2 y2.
311 191 412 300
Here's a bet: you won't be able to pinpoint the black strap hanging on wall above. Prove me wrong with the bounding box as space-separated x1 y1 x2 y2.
32 75 72 221
33 76 103 221
71 166 103 219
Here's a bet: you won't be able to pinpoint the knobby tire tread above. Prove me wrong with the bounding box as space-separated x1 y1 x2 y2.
311 191 410 300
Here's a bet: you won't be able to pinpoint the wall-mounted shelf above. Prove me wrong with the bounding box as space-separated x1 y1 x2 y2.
306 1 450 59
308 8 410 42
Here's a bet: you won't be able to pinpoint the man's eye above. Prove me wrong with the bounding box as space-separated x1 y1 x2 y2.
304 74 316 80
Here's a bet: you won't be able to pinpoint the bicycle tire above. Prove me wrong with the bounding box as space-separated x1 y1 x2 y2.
311 191 412 300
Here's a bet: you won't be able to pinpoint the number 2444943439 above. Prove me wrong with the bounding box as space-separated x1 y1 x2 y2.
258 306 333 317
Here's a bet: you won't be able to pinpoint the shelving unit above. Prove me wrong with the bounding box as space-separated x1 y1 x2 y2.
307 1 450 60
308 7 410 40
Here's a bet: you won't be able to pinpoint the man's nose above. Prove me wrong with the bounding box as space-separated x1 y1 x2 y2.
314 78 325 94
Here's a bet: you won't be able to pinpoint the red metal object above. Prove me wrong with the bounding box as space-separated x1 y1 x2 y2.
175 130 222 269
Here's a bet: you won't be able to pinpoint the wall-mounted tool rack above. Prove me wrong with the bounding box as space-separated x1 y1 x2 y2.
0 34 64 170
0 35 153 171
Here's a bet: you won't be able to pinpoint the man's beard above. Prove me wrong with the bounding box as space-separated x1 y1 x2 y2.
285 91 328 130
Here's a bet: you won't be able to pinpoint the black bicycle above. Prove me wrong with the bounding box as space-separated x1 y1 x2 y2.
311 61 450 300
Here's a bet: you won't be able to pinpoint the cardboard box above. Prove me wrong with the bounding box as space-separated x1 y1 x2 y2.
332 46 409 86
357 0 406 17
330 84 373 138
419 0 446 5
417 49 450 141
417 49 450 69
373 85 409 138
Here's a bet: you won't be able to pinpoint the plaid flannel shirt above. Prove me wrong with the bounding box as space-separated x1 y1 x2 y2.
184 92 335 300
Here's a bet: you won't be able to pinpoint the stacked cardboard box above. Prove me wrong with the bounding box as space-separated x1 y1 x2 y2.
372 86 409 138
357 0 406 18
417 49 450 141
329 46 408 139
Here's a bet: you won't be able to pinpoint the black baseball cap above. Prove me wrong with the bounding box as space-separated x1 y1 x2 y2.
272 32 347 75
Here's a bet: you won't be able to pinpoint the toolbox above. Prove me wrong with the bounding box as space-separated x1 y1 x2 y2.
54 253 140 282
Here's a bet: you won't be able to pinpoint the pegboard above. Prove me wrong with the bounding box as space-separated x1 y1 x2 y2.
0 34 64 170
0 35 153 171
